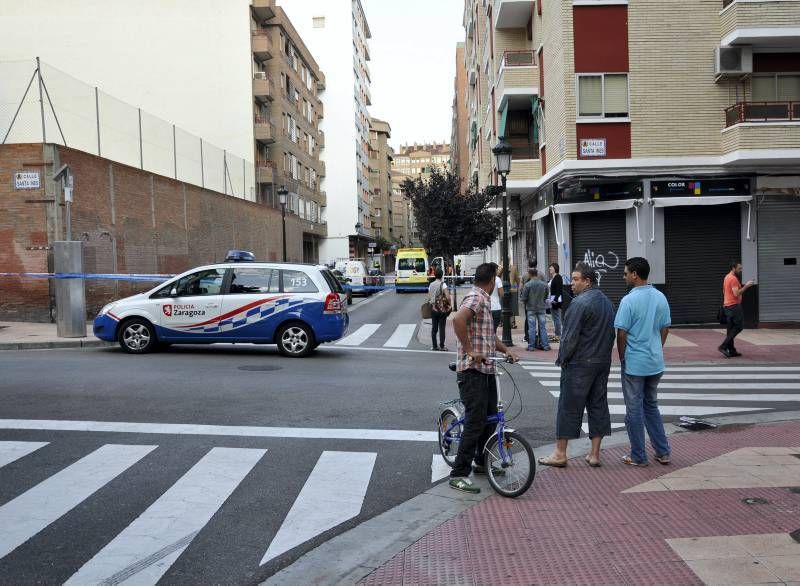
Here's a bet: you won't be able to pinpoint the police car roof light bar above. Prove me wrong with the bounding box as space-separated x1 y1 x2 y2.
224 250 256 262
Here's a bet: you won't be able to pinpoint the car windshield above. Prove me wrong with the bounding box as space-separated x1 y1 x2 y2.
398 258 425 272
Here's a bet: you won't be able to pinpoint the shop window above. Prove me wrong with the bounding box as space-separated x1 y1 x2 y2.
577 74 629 119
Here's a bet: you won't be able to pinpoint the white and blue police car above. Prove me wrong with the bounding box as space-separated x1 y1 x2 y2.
93 251 349 357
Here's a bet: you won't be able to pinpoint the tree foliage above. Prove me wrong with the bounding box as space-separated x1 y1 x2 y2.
400 167 500 260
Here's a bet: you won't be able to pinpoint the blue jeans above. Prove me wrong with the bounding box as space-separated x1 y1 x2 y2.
551 307 562 337
526 310 548 349
621 372 670 464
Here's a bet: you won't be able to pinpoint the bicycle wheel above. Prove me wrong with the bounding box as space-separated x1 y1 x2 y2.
437 408 462 468
483 431 535 497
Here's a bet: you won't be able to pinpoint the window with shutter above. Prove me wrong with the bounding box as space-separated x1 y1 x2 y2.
578 76 602 117
604 74 628 117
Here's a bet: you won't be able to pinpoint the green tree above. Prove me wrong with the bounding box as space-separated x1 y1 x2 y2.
400 167 500 262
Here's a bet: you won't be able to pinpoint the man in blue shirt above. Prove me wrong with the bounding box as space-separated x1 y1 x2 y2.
615 257 672 467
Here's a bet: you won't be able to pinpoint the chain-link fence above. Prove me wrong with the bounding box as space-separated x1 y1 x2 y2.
0 58 255 200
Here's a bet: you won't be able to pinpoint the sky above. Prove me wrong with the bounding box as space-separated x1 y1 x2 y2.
362 0 464 150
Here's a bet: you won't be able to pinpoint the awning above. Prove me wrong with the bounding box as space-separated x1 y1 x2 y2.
498 105 508 139
531 206 551 221
553 199 642 214
650 195 752 208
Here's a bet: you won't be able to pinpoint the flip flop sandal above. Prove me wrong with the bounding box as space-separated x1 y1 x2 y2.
621 455 649 467
584 455 601 467
538 456 567 468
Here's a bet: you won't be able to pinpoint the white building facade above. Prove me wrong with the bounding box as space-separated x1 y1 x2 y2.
280 0 374 263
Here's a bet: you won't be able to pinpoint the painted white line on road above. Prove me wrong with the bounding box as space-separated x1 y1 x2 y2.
582 423 625 434
261 451 376 565
0 444 157 559
522 364 800 373
321 345 444 356
531 372 800 380
67 447 265 585
0 441 48 469
547 390 800 402
544 392 768 416
383 324 417 348
538 380 800 390
431 455 452 483
346 289 390 313
0 419 438 442
336 324 381 346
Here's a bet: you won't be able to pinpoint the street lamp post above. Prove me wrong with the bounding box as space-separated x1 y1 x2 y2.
278 186 288 262
492 138 514 347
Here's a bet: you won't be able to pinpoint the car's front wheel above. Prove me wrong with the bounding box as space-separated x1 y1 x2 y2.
276 322 314 357
118 318 157 354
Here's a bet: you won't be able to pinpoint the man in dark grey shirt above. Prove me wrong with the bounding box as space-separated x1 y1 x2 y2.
538 262 615 468
520 268 550 351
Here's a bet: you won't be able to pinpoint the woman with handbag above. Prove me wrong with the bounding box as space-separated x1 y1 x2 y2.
548 262 564 343
428 267 451 351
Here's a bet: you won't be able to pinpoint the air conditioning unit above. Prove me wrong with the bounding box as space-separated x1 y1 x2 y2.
254 71 267 80
715 46 753 75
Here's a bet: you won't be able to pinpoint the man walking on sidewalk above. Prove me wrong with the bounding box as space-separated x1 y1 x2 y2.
539 262 614 468
615 257 672 466
520 268 550 352
719 261 754 358
449 263 519 493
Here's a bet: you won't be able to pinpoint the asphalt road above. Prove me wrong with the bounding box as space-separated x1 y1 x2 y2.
0 289 558 583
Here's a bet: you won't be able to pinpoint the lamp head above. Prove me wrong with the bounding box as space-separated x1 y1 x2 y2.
492 138 512 175
277 186 288 205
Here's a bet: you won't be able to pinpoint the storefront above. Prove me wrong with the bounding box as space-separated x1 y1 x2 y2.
651 178 751 325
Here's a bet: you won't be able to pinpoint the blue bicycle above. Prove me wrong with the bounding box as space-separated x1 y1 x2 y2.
437 355 535 498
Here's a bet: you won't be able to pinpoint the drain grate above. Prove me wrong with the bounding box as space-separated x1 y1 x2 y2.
237 365 282 372
743 497 770 505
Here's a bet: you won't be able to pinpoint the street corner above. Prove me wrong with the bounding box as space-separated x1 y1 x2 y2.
360 419 800 585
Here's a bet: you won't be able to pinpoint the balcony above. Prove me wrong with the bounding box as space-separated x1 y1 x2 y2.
251 29 272 60
505 158 542 193
256 161 276 184
254 117 275 143
725 101 800 126
318 130 325 149
496 50 538 111
251 0 274 21
721 1 800 47
252 73 274 102
494 0 535 29
722 102 800 158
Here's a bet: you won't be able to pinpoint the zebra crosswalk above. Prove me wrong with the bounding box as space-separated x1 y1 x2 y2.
522 362 800 434
335 323 420 349
0 439 414 582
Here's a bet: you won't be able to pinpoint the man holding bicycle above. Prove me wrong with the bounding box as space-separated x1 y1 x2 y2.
449 262 519 494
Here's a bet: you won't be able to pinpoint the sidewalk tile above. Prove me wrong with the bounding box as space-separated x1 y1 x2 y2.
668 535 750 560
736 533 800 557
757 554 800 582
685 557 782 584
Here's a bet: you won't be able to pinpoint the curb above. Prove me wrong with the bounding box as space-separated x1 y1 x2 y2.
0 339 113 351
262 409 800 585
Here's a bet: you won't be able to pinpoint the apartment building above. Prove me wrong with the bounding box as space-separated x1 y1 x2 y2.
463 0 800 325
368 119 394 242
451 42 470 188
253 2 327 263
390 171 418 248
393 143 452 177
280 0 375 263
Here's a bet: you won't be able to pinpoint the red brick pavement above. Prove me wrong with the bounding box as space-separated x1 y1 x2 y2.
359 421 800 585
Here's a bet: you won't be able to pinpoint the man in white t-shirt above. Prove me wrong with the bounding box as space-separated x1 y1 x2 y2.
489 264 503 332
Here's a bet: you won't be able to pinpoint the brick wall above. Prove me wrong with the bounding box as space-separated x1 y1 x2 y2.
1 144 307 322
0 144 51 321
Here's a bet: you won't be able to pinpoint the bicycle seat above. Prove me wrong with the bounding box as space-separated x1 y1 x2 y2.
448 362 457 372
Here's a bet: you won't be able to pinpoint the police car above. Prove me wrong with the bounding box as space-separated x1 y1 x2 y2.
93 251 349 357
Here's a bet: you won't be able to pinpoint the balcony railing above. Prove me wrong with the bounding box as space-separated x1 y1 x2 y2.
725 101 800 126
501 50 536 68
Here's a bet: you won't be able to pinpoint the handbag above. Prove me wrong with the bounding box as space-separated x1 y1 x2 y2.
717 305 727 325
421 301 432 319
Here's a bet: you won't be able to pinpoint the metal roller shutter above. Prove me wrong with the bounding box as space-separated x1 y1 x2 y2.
758 197 800 322
570 210 628 308
664 203 741 324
